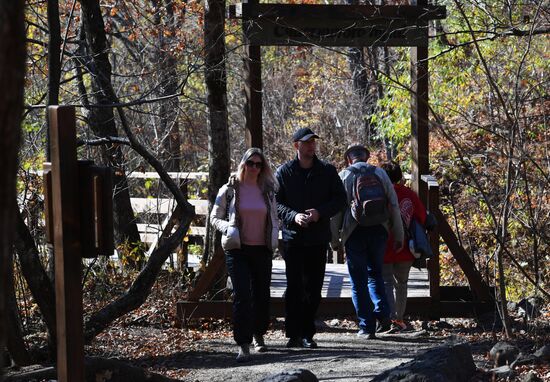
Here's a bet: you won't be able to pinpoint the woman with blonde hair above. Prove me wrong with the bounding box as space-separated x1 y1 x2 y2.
210 147 279 362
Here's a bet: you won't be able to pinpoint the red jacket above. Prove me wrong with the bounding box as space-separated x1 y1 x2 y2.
384 184 427 263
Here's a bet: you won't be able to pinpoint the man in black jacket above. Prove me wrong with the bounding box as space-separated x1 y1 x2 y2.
276 127 347 348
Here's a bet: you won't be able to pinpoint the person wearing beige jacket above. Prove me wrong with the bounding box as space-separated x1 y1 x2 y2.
210 148 279 362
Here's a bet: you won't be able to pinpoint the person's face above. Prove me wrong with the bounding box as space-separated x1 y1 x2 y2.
244 154 263 178
294 138 317 159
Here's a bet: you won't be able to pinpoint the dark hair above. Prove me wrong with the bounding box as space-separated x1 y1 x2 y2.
381 161 402 184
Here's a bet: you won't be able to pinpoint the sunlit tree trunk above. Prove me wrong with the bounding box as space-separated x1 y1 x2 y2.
78 0 143 265
202 0 230 265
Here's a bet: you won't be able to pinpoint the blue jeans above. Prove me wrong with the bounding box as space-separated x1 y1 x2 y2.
226 245 272 345
345 225 389 334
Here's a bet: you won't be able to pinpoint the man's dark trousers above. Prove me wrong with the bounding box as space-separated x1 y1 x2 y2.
283 243 327 339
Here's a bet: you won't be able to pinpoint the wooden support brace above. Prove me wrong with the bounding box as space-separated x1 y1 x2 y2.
187 247 226 301
436 208 493 302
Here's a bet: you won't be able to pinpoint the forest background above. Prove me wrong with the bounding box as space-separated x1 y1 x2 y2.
0 0 548 376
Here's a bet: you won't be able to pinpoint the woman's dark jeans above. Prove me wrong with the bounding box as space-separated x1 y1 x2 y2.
226 245 272 345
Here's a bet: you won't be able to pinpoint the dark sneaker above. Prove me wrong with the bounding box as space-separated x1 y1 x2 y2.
302 337 318 348
376 317 392 333
252 334 267 352
357 329 376 339
286 337 303 348
236 344 251 363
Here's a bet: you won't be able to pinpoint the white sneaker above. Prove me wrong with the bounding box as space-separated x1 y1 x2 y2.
252 335 267 352
236 344 251 363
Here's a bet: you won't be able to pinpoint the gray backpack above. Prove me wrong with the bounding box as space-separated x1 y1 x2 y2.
349 166 389 226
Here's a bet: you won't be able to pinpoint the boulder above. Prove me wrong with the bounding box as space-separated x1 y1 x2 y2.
489 365 512 379
258 369 318 382
522 371 542 382
489 341 519 366
533 345 550 361
370 343 476 382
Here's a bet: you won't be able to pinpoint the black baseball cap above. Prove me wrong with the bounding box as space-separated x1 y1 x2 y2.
344 143 369 160
292 127 320 142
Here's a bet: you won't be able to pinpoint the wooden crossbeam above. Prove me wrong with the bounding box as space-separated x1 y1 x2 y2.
229 4 447 21
177 296 493 322
228 3 445 47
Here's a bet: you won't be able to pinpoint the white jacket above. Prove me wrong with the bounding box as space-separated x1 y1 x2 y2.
210 176 279 251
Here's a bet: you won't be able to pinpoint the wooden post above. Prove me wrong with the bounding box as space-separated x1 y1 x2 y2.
410 0 429 205
243 0 263 149
48 105 85 382
422 175 440 305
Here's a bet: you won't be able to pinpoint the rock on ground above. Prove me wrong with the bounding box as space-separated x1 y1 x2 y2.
370 343 476 382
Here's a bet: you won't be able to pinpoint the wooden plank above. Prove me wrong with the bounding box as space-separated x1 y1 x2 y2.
131 198 208 215
48 105 85 382
229 3 446 47
127 171 208 179
30 170 209 180
42 163 54 244
243 17 427 47
436 208 492 302
145 182 190 257
424 177 440 303
230 4 447 21
410 9 429 198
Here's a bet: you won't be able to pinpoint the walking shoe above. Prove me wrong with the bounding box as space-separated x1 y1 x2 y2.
286 337 303 348
236 344 251 363
376 317 392 333
387 320 409 334
357 329 377 339
301 337 318 348
252 334 267 352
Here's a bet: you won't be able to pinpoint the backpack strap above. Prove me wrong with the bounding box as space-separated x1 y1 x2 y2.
225 186 234 220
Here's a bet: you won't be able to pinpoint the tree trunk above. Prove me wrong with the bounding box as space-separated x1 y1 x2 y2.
152 0 182 175
14 208 57 345
0 0 26 379
6 256 31 366
346 37 379 142
78 0 142 262
202 0 230 265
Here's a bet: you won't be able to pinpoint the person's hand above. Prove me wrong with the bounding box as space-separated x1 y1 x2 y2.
294 213 310 227
305 209 320 223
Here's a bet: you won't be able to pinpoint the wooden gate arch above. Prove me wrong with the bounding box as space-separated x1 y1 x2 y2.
179 0 494 321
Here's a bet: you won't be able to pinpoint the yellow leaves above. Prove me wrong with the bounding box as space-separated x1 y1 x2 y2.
110 7 118 17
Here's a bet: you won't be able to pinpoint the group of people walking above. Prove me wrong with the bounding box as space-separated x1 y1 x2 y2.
210 127 428 362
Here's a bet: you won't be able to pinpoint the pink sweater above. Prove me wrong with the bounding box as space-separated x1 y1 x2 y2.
238 183 267 246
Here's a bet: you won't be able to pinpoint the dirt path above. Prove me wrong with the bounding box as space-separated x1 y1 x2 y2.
178 321 446 382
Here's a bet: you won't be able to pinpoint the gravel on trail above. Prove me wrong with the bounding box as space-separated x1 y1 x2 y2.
179 321 446 382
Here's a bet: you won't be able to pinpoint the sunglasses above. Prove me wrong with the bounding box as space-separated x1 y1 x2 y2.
245 160 263 169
